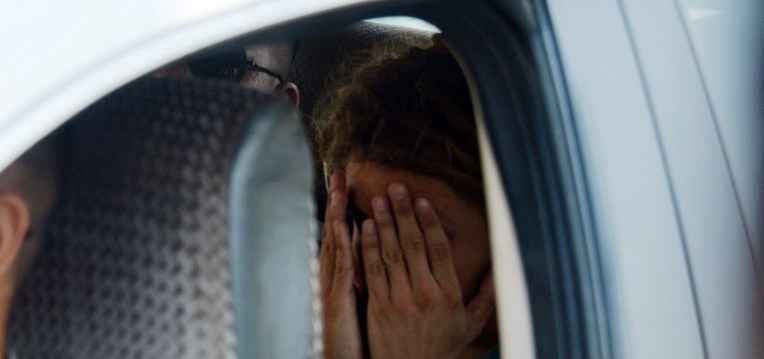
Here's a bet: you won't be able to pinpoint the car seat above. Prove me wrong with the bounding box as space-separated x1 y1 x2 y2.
7 77 316 358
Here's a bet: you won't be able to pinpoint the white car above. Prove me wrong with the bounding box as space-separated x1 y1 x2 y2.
1 0 761 358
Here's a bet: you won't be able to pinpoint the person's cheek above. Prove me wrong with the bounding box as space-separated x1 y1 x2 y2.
450 238 486 302
448 241 468 295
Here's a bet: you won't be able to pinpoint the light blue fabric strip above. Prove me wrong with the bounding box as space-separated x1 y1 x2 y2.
229 102 315 358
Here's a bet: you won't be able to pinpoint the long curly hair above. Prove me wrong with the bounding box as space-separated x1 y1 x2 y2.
314 37 482 205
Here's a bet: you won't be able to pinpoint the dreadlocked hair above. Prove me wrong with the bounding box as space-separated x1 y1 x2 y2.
314 37 483 205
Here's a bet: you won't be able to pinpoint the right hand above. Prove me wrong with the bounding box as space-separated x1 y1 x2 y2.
320 172 363 359
360 184 495 359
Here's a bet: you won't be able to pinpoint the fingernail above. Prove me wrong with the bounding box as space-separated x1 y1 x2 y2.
363 220 376 234
415 198 430 213
373 196 387 213
389 183 406 200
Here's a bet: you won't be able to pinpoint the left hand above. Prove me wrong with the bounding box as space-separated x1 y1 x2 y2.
319 172 364 359
360 182 495 359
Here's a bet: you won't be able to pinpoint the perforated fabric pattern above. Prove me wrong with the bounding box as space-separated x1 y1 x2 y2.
8 78 273 358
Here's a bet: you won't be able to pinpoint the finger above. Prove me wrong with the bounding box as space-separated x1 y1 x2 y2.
327 173 347 224
319 227 336 296
319 221 336 295
360 219 389 300
320 172 347 295
332 220 355 293
465 270 496 341
372 195 411 298
319 173 338 293
414 197 460 293
387 183 431 289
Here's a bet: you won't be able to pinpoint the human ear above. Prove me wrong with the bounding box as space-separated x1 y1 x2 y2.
275 82 300 107
0 193 30 277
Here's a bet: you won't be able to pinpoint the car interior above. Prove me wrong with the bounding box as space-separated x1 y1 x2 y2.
7 76 312 357
6 4 608 358
6 19 445 359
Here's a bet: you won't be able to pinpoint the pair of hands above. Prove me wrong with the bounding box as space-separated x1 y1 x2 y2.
320 172 495 359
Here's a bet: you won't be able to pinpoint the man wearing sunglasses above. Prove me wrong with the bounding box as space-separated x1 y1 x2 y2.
155 41 300 107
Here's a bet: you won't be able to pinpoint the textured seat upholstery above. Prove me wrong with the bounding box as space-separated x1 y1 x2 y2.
8 77 315 358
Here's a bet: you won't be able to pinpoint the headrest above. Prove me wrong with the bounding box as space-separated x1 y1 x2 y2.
8 77 314 358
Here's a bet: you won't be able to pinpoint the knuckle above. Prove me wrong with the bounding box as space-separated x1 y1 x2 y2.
418 211 439 226
401 236 424 252
415 287 439 308
383 249 402 264
367 260 386 277
428 243 450 261
334 261 346 275
375 214 394 227
361 236 378 250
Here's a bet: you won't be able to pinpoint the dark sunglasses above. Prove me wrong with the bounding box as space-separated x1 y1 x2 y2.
186 49 284 84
